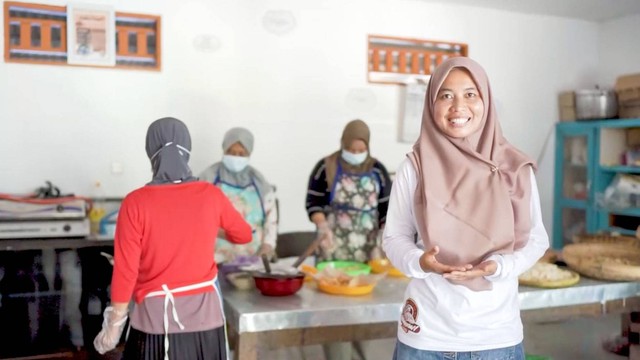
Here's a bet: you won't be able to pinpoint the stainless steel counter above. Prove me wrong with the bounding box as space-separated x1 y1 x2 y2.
223 277 640 333
223 277 410 333
0 235 113 251
519 278 640 310
222 277 640 360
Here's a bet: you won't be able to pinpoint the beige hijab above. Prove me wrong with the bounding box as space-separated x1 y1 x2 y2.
408 57 535 290
324 119 377 189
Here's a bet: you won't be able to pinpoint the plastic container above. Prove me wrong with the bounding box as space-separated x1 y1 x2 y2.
89 181 107 235
99 210 118 236
300 264 318 282
219 255 260 278
226 272 254 290
368 258 405 277
316 261 371 276
317 280 375 296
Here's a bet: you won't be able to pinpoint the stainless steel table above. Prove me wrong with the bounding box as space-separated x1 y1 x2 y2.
0 235 113 251
222 277 640 360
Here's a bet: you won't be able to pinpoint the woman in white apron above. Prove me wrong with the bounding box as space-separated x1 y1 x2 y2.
199 127 278 263
93 117 252 360
305 119 392 360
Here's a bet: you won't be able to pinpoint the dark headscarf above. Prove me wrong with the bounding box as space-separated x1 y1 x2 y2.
145 117 197 185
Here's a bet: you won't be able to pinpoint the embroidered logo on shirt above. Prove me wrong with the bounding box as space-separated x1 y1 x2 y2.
400 298 421 333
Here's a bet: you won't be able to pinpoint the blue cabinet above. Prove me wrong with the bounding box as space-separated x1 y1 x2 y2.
553 118 640 248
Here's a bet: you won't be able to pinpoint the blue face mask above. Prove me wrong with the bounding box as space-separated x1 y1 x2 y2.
341 150 368 165
222 155 250 172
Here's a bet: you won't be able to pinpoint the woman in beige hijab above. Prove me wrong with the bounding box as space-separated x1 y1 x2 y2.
383 57 549 359
305 119 392 263
305 119 392 360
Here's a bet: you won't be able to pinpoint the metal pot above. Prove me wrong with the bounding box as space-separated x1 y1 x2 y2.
575 88 618 120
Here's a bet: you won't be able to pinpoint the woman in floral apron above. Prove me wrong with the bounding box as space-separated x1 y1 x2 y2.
306 119 391 262
305 119 392 359
200 127 278 263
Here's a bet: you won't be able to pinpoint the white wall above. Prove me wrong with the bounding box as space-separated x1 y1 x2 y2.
1 0 602 235
598 13 640 86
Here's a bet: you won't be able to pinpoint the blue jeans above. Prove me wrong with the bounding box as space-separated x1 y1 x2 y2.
392 341 525 360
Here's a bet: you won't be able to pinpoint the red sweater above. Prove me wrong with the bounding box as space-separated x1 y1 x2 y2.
111 181 252 303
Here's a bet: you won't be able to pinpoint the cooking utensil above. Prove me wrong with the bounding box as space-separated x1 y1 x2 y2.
575 87 617 120
291 235 324 268
261 254 272 274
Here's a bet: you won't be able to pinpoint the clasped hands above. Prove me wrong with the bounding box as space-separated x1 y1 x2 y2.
419 246 497 280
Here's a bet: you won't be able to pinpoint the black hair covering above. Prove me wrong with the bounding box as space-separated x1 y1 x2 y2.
145 117 197 185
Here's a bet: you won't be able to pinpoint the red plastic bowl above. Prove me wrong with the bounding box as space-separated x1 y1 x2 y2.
253 273 305 296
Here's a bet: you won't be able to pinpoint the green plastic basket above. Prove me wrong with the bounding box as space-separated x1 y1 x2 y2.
316 261 371 276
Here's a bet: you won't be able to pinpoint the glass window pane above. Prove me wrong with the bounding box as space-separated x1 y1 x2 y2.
562 136 588 199
10 22 20 45
562 208 586 245
50 26 61 48
31 23 41 47
128 32 137 53
147 32 156 55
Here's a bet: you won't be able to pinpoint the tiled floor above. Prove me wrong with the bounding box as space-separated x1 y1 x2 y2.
12 314 627 359
258 313 625 360
523 314 623 360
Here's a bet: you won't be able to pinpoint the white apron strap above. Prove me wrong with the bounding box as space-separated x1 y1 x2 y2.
213 278 230 360
145 277 218 360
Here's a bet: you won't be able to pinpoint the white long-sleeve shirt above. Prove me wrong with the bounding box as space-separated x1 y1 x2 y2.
382 158 549 352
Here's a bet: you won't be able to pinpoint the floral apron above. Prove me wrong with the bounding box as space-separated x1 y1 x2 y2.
324 162 380 262
214 172 265 263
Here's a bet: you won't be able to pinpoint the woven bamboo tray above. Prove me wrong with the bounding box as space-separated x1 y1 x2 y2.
572 234 640 247
519 268 580 288
563 243 640 281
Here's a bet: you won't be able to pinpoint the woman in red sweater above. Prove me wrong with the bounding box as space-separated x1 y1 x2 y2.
94 117 252 359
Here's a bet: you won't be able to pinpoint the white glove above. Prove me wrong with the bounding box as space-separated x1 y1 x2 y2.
93 306 128 354
317 221 335 251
